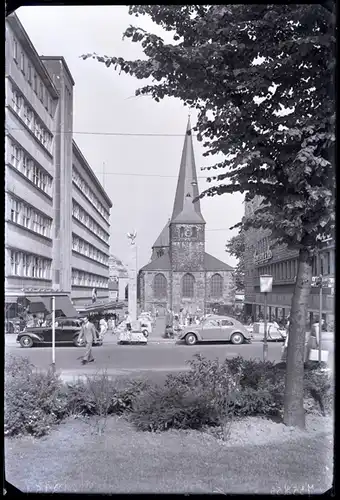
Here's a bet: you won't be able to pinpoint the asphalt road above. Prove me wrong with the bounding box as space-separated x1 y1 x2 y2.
6 336 284 379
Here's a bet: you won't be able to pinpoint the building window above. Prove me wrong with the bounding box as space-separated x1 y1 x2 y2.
211 273 223 297
192 227 197 238
39 81 44 101
182 273 195 298
27 64 32 84
10 198 21 223
10 250 20 275
22 205 32 228
282 262 287 279
13 38 18 61
33 73 37 93
11 89 22 113
180 227 185 238
22 254 30 276
20 52 25 73
153 273 167 298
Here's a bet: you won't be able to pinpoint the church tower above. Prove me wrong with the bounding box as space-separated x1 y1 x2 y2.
169 118 206 312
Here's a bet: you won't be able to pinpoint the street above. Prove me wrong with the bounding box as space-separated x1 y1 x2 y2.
6 333 284 381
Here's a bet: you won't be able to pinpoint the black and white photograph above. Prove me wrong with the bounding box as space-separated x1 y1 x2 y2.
4 4 335 494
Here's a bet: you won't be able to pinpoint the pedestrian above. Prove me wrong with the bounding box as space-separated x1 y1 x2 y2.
99 316 108 340
124 311 132 331
165 308 174 338
78 316 97 365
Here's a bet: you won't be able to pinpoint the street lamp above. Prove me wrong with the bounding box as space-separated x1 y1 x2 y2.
260 274 273 362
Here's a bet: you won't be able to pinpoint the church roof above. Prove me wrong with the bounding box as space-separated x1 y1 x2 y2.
204 253 234 271
171 118 205 225
140 252 233 273
152 219 170 248
140 253 171 272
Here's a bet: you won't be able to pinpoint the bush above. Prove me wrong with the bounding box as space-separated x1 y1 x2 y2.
5 355 67 437
130 355 240 432
64 372 150 417
304 365 333 415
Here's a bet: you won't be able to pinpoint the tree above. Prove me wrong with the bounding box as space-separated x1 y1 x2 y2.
82 4 335 428
226 231 245 291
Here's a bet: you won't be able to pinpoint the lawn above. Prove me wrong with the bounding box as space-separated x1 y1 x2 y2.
5 414 333 494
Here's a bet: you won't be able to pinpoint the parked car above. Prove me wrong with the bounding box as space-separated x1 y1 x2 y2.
177 315 251 346
16 317 103 348
252 322 286 342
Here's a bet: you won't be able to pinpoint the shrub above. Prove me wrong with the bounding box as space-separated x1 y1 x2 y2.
131 355 240 432
5 355 66 437
64 372 150 417
304 365 333 415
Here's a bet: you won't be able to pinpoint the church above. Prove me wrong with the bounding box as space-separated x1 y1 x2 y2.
138 118 235 315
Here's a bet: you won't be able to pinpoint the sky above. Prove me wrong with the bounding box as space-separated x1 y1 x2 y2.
16 5 244 270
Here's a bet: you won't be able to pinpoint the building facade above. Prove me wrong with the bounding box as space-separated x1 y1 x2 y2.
71 142 112 306
5 13 112 315
243 196 335 329
108 255 129 302
139 119 235 315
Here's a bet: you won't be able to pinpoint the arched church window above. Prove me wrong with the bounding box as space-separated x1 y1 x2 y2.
180 227 185 238
153 273 167 298
157 248 164 258
211 273 223 297
192 227 197 238
182 273 195 298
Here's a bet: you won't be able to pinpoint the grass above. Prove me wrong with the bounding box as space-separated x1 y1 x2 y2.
5 414 333 494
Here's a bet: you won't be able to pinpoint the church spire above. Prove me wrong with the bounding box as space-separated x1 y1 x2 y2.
170 117 205 224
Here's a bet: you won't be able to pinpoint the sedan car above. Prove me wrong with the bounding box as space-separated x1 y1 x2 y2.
178 315 251 346
16 317 103 348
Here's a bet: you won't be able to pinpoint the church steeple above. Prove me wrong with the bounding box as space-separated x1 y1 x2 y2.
170 117 205 224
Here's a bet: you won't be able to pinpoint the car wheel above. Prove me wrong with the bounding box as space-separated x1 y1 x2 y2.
73 337 85 347
230 332 245 345
185 333 197 346
19 335 34 348
142 329 149 338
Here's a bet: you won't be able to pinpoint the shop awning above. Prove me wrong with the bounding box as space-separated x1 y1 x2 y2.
55 296 78 318
27 296 51 314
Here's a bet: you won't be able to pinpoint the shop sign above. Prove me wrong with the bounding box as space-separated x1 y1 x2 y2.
253 249 272 265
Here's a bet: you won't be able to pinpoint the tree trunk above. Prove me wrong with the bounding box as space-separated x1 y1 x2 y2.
283 247 312 428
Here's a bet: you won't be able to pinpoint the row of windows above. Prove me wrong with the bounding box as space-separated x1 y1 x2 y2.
72 166 110 222
254 236 270 255
9 140 53 196
72 200 109 244
13 37 55 117
9 196 52 238
72 234 109 266
257 251 333 281
9 249 51 279
11 86 53 153
153 273 224 299
71 269 109 288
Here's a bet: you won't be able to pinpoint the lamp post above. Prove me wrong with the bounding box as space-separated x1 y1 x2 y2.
127 231 137 322
51 295 56 373
260 274 273 362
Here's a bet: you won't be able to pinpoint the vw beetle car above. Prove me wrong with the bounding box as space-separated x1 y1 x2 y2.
16 317 103 348
178 315 252 345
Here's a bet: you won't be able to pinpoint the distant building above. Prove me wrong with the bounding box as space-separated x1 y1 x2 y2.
5 13 112 316
109 255 129 302
243 196 334 328
70 142 112 306
108 279 119 301
139 118 234 315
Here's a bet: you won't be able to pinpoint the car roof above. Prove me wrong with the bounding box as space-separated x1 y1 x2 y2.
205 315 235 321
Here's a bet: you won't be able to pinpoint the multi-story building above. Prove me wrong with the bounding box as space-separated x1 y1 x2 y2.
5 13 112 316
108 255 129 302
71 142 112 306
243 196 335 329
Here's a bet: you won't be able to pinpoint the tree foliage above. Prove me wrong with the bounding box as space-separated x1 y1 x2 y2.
81 3 335 428
226 231 245 291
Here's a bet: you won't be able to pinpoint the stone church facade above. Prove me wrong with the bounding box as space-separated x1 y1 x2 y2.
139 119 234 315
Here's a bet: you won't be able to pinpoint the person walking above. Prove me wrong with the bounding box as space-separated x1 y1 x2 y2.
78 316 97 365
165 308 174 338
99 316 108 340
124 311 132 331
